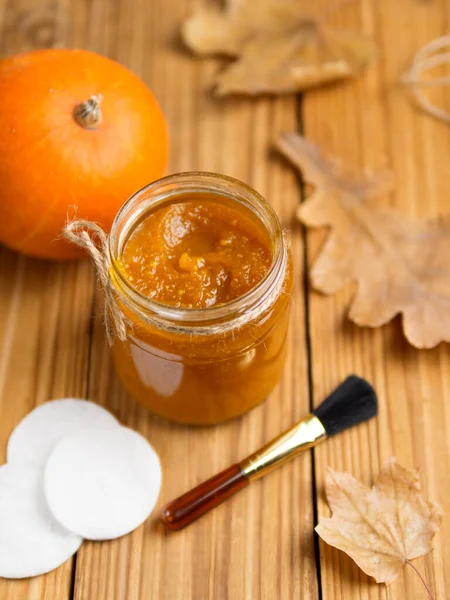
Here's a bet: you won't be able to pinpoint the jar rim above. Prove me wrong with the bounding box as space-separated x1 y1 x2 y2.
108 171 286 328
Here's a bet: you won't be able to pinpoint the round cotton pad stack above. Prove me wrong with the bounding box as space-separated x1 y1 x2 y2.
0 464 82 578
44 427 162 540
7 399 120 466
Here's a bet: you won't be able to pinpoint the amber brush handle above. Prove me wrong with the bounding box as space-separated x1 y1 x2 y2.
160 464 249 531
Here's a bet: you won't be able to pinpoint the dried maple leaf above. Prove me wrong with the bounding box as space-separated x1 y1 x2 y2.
181 0 377 95
316 458 443 586
276 132 450 349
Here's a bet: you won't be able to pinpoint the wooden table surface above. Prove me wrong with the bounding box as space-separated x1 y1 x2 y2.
1 0 449 598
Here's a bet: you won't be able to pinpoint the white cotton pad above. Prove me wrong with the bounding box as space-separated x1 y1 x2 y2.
0 464 82 579
44 427 162 540
7 399 119 467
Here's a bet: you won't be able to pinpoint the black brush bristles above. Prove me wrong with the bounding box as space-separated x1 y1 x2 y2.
313 375 378 437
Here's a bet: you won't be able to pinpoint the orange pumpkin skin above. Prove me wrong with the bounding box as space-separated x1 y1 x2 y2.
0 49 168 259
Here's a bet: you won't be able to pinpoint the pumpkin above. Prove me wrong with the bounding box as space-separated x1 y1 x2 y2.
0 49 168 259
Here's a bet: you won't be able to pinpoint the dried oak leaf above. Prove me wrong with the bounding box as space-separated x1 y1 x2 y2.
181 0 377 95
276 132 450 349
316 458 443 585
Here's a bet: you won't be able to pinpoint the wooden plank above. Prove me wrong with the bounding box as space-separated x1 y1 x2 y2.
0 253 94 600
301 0 450 598
0 0 95 598
56 0 319 599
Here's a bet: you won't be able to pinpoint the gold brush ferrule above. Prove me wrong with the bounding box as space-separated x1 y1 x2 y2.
239 414 327 481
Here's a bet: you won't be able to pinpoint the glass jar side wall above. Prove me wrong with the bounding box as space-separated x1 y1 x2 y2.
112 256 292 424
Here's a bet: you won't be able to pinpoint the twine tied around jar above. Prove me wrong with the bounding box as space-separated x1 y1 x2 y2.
63 220 127 345
64 218 289 343
402 35 450 125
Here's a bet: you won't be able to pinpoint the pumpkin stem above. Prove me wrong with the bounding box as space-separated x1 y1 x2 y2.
73 94 103 130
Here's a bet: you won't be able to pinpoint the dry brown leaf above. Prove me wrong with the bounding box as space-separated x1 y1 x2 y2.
316 458 443 586
276 132 450 349
181 0 377 95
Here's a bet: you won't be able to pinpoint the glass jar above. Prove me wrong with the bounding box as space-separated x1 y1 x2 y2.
108 172 293 425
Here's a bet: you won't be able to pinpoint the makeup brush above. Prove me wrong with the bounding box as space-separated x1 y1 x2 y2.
160 375 377 531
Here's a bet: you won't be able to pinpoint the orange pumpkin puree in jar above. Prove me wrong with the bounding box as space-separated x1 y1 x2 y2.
110 173 293 424
120 201 272 308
